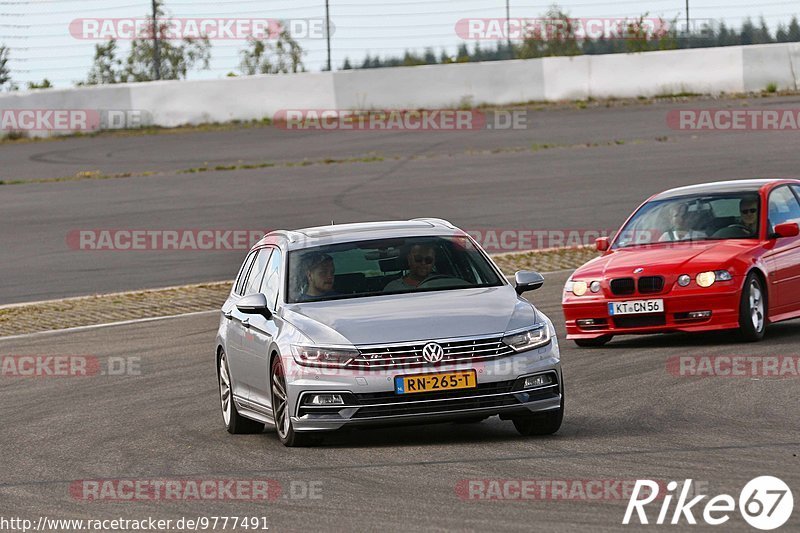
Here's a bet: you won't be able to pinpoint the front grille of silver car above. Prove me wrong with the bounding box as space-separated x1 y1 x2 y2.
350 335 516 369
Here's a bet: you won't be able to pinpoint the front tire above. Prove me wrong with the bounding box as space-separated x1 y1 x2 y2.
219 350 264 435
738 272 767 342
513 395 564 436
573 335 612 348
271 355 319 447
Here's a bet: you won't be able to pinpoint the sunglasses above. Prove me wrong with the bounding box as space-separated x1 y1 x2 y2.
740 208 757 215
413 255 434 265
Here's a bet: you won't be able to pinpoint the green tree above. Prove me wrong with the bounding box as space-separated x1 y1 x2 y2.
776 23 789 43
27 78 52 90
86 41 124 84
519 7 581 59
788 16 800 42
626 16 678 53
239 26 304 75
754 17 774 44
84 1 211 84
716 22 738 46
455 44 471 62
740 18 756 45
342 57 352 70
0 45 11 90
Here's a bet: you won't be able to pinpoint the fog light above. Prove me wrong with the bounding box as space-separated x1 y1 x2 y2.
687 311 712 319
524 374 554 389
577 319 596 327
678 274 691 287
306 394 345 406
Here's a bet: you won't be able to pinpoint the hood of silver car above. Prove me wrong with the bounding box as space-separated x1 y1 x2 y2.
281 285 538 345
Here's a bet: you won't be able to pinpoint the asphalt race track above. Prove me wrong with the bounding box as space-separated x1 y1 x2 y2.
1 98 799 532
0 272 798 531
3 97 800 303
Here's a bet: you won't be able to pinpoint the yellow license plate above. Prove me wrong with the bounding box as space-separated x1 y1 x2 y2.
394 370 477 395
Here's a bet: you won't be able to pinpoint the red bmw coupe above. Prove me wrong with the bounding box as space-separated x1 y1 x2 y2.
563 179 800 346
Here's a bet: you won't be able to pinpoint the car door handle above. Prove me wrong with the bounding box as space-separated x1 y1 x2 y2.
223 311 233 320
241 318 251 328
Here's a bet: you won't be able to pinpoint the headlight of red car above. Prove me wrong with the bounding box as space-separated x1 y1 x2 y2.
695 270 733 288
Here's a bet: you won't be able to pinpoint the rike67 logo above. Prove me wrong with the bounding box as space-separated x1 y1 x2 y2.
624 477 794 530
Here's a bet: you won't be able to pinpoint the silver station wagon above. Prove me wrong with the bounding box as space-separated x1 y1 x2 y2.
215 219 564 446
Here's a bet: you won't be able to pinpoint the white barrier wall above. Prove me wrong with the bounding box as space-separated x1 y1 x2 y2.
742 43 800 92
333 59 546 109
1 42 799 135
131 72 337 127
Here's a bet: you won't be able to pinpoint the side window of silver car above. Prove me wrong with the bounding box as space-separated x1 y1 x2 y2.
261 248 283 309
243 248 273 296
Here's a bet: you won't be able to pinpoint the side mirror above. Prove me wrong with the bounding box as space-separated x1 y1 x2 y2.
772 222 800 239
595 237 610 251
514 271 545 295
237 293 272 319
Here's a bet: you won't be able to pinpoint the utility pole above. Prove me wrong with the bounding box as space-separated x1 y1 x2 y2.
325 0 332 71
685 0 690 36
506 0 512 57
152 0 162 80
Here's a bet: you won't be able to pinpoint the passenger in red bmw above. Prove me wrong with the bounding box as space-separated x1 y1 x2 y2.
658 203 708 242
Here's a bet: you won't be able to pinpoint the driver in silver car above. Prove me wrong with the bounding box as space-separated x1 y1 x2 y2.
383 243 436 291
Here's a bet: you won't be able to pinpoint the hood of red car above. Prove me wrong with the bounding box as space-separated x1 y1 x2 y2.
574 240 760 279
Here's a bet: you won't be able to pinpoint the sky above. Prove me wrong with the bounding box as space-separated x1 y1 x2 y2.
2 0 799 88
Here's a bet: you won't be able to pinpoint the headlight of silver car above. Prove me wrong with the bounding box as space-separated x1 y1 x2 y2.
291 345 358 367
501 325 551 352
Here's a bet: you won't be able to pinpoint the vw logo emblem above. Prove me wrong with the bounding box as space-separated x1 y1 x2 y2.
634 268 644 274
422 342 444 364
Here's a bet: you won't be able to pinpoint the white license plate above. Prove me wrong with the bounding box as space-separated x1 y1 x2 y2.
608 299 664 316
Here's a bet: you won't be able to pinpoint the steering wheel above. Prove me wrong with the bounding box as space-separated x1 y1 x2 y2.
711 224 751 239
416 274 470 289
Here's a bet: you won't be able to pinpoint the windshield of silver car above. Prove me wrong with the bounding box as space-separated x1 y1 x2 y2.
286 235 504 303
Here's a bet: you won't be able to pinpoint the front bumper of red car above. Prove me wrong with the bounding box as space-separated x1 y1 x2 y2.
562 279 742 339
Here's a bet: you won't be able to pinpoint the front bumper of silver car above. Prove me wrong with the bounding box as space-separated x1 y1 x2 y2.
287 343 562 432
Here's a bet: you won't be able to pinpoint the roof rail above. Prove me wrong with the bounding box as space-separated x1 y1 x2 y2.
268 230 303 243
410 217 457 229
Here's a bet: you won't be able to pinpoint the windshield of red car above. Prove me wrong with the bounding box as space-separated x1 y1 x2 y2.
613 194 761 248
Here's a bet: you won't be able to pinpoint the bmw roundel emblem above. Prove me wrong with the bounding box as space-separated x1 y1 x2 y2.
422 342 444 364
634 268 644 274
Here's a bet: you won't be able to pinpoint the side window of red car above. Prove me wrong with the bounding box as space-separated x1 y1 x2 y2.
768 186 800 228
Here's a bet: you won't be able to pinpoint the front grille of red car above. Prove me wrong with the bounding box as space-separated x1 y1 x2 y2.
610 278 636 295
637 276 665 294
